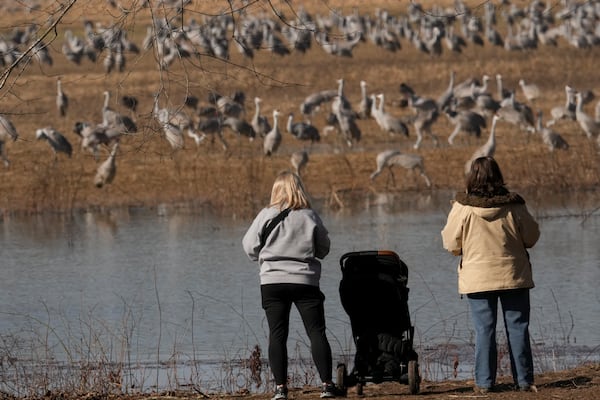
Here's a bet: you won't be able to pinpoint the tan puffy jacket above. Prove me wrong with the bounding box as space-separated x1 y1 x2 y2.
441 192 540 294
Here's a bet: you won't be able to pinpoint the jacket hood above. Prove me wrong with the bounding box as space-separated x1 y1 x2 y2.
454 191 526 220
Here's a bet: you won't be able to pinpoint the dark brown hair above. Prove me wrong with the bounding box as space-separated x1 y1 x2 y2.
466 156 508 197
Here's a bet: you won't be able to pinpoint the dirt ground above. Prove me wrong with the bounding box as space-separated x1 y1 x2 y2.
0 0 599 218
60 363 600 400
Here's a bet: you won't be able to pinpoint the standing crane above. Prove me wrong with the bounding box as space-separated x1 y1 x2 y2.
94 142 119 188
263 109 282 156
464 114 499 175
0 114 18 167
56 77 68 117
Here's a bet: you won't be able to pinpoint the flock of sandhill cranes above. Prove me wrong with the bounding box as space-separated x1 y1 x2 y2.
2 0 599 72
1 0 600 190
1 66 596 190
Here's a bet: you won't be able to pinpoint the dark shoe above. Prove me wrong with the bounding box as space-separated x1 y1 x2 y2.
272 385 288 400
473 385 492 394
320 382 337 398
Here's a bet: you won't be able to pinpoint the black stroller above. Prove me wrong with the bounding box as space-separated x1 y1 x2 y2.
335 250 420 395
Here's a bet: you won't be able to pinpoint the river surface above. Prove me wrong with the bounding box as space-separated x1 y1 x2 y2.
1 191 599 393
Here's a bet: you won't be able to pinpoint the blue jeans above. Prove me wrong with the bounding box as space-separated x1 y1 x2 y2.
261 283 333 386
467 289 533 389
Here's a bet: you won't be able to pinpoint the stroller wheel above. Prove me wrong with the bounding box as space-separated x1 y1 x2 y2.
336 364 348 396
408 360 420 394
356 382 363 396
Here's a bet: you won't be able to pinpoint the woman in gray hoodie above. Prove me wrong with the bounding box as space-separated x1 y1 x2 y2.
242 170 337 400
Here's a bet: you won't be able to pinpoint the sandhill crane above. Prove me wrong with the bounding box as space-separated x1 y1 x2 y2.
496 92 535 133
94 142 119 188
370 149 431 188
153 93 200 145
445 109 486 145
399 83 440 149
222 116 256 140
156 108 184 150
519 79 541 103
211 90 245 118
0 114 18 167
120 95 138 113
444 25 467 53
251 97 271 137
315 30 361 57
575 91 600 139
472 91 501 117
369 94 380 122
197 116 228 150
287 113 320 142
35 127 73 159
464 114 499 175
263 109 282 156
331 96 361 147
290 149 309 175
437 70 455 112
453 75 490 99
495 74 512 103
300 89 337 116
536 110 569 151
333 78 354 116
374 93 409 137
73 121 118 159
56 77 68 117
358 80 372 119
102 91 137 134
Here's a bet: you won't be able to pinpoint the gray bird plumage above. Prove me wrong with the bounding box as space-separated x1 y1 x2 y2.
263 109 282 156
370 149 431 187
536 110 569 151
94 142 119 188
0 114 18 167
287 113 320 142
464 114 499 175
575 91 600 139
290 149 309 175
446 109 486 145
56 77 68 117
36 127 72 159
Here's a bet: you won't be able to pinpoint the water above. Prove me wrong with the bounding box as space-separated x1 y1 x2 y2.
1 192 599 393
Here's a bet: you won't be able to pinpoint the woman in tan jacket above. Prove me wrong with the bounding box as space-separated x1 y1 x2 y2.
441 156 540 394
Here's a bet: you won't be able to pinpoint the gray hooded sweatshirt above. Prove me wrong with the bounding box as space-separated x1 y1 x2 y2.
242 207 330 286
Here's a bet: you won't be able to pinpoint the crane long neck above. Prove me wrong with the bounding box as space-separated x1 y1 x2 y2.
337 80 344 97
536 113 543 132
488 117 497 143
103 92 110 110
287 115 293 132
575 95 583 112
254 99 260 119
496 76 503 98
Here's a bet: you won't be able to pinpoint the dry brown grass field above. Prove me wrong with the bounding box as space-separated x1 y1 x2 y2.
0 0 599 217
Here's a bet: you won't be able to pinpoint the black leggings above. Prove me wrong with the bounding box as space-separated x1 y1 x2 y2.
261 283 333 386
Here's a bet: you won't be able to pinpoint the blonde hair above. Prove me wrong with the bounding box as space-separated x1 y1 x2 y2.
269 170 311 210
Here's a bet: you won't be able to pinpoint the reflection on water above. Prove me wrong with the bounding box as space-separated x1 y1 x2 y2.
0 190 599 393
